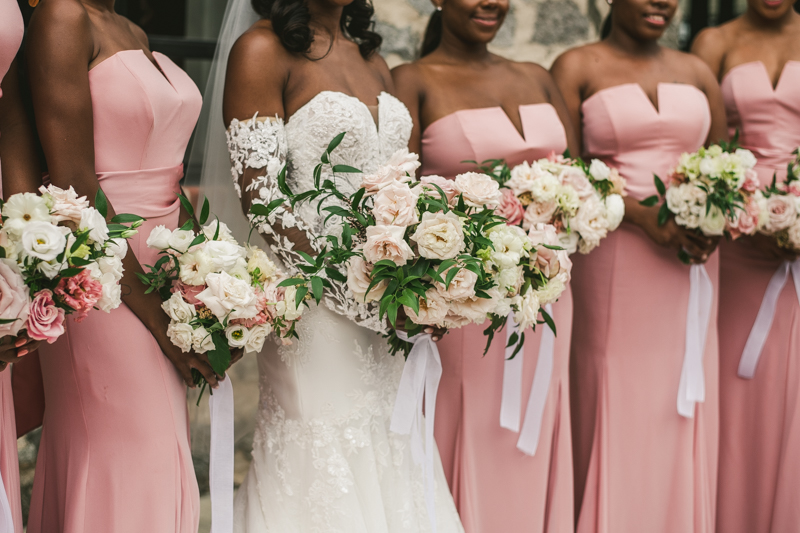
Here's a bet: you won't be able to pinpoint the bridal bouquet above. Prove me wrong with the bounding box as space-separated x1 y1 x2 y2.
139 196 306 397
757 148 800 252
641 142 761 261
0 186 142 344
249 133 567 357
483 153 626 254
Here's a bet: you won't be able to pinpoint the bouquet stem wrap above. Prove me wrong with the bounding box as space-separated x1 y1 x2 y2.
390 331 442 533
209 377 234 533
499 305 555 456
739 259 800 378
678 265 713 418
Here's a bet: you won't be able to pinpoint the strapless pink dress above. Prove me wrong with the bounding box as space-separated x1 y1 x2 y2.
0 1 26 531
422 104 575 533
572 84 719 533
716 61 800 533
27 50 202 533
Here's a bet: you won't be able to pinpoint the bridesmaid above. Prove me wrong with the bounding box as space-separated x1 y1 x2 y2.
393 1 579 531
24 0 213 531
0 0 46 529
692 2 800 531
551 0 727 531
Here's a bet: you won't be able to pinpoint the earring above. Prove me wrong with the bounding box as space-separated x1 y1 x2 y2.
29 0 40 6
606 0 612 4
436 5 442 11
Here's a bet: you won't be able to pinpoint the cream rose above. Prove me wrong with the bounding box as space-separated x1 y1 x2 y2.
168 229 196 253
79 207 109 244
764 195 797 233
197 271 259 321
522 200 558 230
245 323 271 354
161 291 197 323
513 290 541 331
699 204 726 236
573 196 609 253
346 254 387 303
563 168 595 199
420 175 459 204
449 292 497 325
202 220 238 244
192 326 215 354
454 172 502 208
204 240 247 272
167 322 194 353
363 225 415 266
434 266 477 301
372 181 420 226
147 225 173 250
411 211 466 261
403 289 448 327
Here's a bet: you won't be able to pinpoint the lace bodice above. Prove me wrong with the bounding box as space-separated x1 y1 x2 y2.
227 91 412 332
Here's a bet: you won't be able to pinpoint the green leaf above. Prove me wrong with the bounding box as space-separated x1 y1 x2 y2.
295 285 308 308
311 276 324 303
278 278 307 287
332 165 362 174
314 164 322 189
387 301 399 328
326 132 346 154
109 213 144 223
639 196 659 207
95 188 108 218
508 332 525 360
207 333 232 376
295 250 316 266
59 267 84 278
350 188 366 209
69 257 93 267
188 233 206 250
325 267 347 283
71 231 90 253
179 218 194 232
177 193 195 219
540 308 557 336
445 265 461 288
657 202 670 226
277 165 292 197
321 152 329 165
199 196 211 225
0 318 18 325
654 174 666 197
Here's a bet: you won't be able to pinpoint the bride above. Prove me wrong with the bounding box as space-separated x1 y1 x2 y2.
196 0 464 531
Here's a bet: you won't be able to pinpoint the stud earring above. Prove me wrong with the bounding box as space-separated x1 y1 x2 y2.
436 5 442 11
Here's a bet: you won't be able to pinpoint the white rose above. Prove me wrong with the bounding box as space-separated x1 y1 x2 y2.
506 161 535 196
346 254 387 303
246 246 278 282
79 207 109 244
227 257 250 281
372 181 420 227
536 277 566 306
589 159 611 181
197 271 259 321
562 168 595 199
245 323 271 354
454 172 502 208
764 195 797 233
161 291 197 323
522 200 559 230
204 240 247 272
363 225 415 266
699 204 726 236
411 211 466 261
225 324 250 348
146 225 173 250
434 266 478 301
20 221 67 262
496 265 523 296
3 193 51 236
513 290 541 331
385 148 421 177
276 285 303 321
168 229 196 253
604 194 625 231
178 250 214 285
529 173 562 203
404 289 449 327
106 238 129 259
486 224 529 270
787 220 800 250
420 175 459 204
202 220 238 244
192 326 215 354
735 148 757 170
167 322 194 353
449 291 498 325
97 272 122 312
573 197 609 252
97 254 124 280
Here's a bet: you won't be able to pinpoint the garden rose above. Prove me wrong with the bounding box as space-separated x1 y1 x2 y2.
346 254 387 303
40 185 89 224
245 323 271 354
764 194 797 233
0 260 30 338
167 322 194 353
78 207 109 244
204 240 247 272
522 200 558 230
192 326 215 354
497 188 525 226
168 229 195 253
563 168 595 199
411 211 465 261
363 225 415 266
454 172 502 208
197 271 259 321
372 181 420 226
403 289 448 327
178 250 213 285
146 225 173 250
434 266 478 301
161 291 197 323
420 175 458 204
26 289 65 343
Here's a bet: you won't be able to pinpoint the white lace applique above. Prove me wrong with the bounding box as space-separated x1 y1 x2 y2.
226 92 413 334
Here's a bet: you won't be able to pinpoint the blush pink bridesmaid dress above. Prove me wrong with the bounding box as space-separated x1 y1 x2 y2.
422 104 575 533
27 50 202 533
716 61 800 533
572 84 719 533
0 0 26 531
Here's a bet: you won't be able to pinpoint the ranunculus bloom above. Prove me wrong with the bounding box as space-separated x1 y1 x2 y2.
497 188 525 226
363 225 415 266
0 260 30 338
55 269 103 322
26 289 65 343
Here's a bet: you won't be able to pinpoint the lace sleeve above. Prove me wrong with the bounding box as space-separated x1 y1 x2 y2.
226 114 388 334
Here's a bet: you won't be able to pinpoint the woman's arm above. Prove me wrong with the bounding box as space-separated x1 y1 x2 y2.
26 1 220 387
550 49 586 157
391 63 424 159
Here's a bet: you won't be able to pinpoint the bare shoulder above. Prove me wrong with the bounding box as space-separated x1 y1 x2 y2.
391 61 426 91
229 21 292 76
551 42 603 78
29 0 91 35
123 17 149 47
665 47 719 85
366 50 393 87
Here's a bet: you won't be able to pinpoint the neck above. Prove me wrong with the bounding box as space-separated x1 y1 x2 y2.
744 6 798 30
307 2 345 42
437 30 491 63
82 0 115 12
606 25 661 57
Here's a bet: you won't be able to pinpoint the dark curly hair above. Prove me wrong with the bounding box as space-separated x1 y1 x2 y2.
251 0 382 58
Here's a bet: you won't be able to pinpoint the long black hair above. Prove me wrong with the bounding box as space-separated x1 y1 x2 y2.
251 0 382 58
421 9 443 57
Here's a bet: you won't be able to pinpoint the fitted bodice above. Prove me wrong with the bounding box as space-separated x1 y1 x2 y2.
722 61 800 185
420 104 568 177
0 0 23 100
582 83 711 200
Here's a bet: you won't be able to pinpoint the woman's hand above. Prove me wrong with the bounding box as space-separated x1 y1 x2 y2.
148 313 221 389
395 307 447 342
0 332 42 368
746 232 798 262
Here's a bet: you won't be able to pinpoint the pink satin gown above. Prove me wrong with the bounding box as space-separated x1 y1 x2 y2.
27 50 202 533
572 84 719 533
716 61 800 533
422 104 575 533
0 0 26 530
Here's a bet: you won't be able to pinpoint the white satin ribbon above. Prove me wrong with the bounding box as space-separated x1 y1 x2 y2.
499 305 555 456
0 466 14 533
738 259 800 379
678 265 713 418
390 332 441 533
209 377 234 533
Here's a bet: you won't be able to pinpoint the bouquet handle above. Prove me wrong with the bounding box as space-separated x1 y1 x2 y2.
209 377 235 533
738 260 800 379
390 331 442 533
678 265 713 418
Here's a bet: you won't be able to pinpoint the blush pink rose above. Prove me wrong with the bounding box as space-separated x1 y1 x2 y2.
26 289 66 343
546 151 566 164
522 200 558 230
742 169 760 193
420 175 459 204
497 188 525 226
0 260 30 338
55 269 103 322
729 196 761 239
787 180 800 197
234 288 269 327
562 168 595 199
764 194 797 233
172 280 206 307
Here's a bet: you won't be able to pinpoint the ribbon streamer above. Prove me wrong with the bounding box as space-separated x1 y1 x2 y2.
499 305 555 456
209 377 235 533
739 259 800 379
0 466 13 533
677 264 713 418
390 332 442 533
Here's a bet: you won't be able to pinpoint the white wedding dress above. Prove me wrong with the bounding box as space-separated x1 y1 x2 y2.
226 91 464 533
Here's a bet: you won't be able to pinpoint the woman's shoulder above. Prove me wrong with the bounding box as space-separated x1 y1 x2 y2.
29 0 92 36
230 20 292 65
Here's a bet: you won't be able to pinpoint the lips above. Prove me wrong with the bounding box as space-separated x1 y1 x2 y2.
643 13 667 26
763 0 782 6
472 16 500 27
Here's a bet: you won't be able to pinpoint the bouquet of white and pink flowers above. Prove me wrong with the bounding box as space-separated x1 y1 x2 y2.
140 196 307 398
757 148 800 252
0 186 142 344
483 152 626 254
641 142 761 262
249 133 567 357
